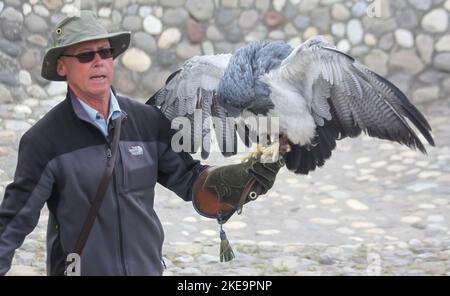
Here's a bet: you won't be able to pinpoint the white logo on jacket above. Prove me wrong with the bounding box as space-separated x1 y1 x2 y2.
128 145 143 156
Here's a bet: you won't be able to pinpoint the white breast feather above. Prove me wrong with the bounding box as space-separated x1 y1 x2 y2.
260 72 317 145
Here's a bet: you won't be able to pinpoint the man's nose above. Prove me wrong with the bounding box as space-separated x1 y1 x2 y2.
92 52 104 65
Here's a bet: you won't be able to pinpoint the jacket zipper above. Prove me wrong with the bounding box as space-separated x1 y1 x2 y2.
111 148 128 276
78 114 128 275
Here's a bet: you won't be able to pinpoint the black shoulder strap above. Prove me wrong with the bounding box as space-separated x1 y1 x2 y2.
72 113 123 256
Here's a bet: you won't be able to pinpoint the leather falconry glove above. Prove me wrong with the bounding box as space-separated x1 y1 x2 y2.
193 153 285 262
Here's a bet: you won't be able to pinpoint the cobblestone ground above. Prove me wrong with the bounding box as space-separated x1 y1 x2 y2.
1 97 449 276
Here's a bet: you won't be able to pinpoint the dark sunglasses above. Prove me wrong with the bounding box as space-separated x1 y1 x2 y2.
60 48 115 63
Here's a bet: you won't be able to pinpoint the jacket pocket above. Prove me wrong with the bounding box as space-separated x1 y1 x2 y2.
119 142 157 192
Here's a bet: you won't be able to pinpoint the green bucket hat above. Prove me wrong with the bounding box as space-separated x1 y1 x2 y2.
41 10 131 81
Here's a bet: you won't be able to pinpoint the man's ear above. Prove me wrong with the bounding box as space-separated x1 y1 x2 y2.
56 59 67 77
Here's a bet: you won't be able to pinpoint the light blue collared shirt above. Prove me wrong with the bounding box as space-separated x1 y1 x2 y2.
78 90 122 137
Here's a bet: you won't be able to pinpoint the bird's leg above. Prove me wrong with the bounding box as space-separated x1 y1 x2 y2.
261 134 292 162
242 134 291 163
241 144 264 162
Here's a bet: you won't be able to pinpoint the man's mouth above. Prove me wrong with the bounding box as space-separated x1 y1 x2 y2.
90 75 107 81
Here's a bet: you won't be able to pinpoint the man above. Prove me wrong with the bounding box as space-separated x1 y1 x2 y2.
0 11 282 275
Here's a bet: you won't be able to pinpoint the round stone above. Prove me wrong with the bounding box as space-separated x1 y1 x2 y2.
395 29 414 48
20 48 40 71
364 49 389 75
427 215 444 223
320 198 336 205
389 50 424 75
176 42 201 60
162 8 189 26
293 15 310 29
434 53 450 72
158 28 181 49
0 38 21 57
422 9 449 33
337 227 355 235
245 26 267 42
282 219 300 230
186 0 214 21
143 14 162 35
142 69 171 94
331 3 350 21
33 5 49 17
416 34 434 64
408 0 431 10
273 0 286 11
263 11 284 28
396 9 418 29
239 9 259 29
309 218 339 226
351 222 376 228
122 15 142 31
436 35 450 52
200 230 216 236
0 84 13 103
412 86 440 104
206 26 224 41
5 120 31 131
351 2 368 17
346 199 369 211
363 33 376 46
256 229 280 235
113 69 135 95
185 20 204 43
224 221 247 230
331 23 346 38
121 48 151 72
132 31 157 54
365 228 385 235
183 216 198 223
202 41 214 55
46 81 66 97
27 34 48 47
401 216 422 224
13 105 32 119
138 6 152 18
18 70 31 86
347 19 363 45
24 13 48 33
0 7 24 41
418 171 442 178
303 27 319 40
43 0 63 10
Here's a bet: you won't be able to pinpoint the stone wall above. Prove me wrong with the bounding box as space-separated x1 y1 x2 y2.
0 0 449 103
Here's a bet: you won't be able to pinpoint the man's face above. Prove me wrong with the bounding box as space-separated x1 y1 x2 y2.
57 39 114 101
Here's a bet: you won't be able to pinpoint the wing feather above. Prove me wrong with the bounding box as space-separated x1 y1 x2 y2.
147 54 246 158
276 36 434 174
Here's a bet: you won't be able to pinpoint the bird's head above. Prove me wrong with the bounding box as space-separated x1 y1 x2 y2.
217 41 292 117
300 35 331 51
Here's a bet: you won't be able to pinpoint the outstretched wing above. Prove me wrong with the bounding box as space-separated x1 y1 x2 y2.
146 54 241 159
274 36 435 174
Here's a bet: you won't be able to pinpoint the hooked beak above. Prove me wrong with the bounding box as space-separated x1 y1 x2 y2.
225 104 242 117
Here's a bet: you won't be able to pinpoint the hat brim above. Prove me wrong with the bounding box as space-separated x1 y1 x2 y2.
41 31 131 81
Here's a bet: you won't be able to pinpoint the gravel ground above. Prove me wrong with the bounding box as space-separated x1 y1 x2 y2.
1 97 449 276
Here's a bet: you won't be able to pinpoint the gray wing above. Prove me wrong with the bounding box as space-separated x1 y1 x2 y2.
277 36 435 174
146 54 240 159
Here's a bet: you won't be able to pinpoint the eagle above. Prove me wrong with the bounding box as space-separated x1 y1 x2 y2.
147 36 435 174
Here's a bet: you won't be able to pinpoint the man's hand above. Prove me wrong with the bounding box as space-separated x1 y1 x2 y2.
193 154 285 223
